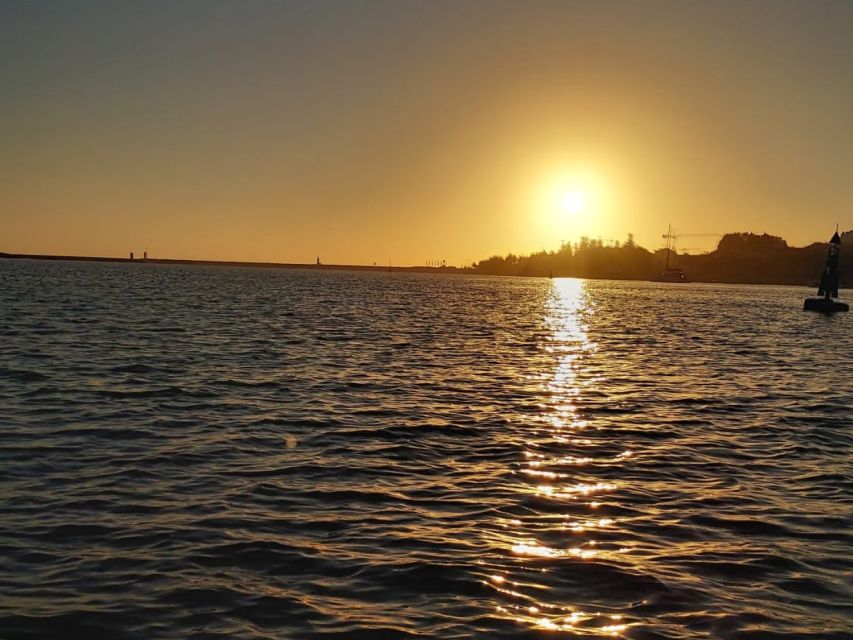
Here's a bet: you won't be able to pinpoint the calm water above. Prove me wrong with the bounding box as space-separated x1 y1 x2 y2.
1 260 851 640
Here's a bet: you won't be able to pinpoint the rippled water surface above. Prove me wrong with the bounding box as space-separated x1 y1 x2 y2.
1 260 851 639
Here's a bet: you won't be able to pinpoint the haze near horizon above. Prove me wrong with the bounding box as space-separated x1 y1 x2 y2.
2 0 852 265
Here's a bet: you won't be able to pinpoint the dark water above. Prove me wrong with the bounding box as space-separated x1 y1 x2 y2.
1 260 851 640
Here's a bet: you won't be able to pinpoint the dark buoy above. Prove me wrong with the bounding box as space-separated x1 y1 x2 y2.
803 229 849 312
804 298 849 312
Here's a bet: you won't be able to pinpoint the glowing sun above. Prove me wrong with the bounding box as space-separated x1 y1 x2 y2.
561 190 586 214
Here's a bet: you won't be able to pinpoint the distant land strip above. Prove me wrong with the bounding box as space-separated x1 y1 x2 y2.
2 229 850 288
0 252 468 274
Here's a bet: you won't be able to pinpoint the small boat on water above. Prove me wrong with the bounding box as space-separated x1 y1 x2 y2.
803 229 848 313
653 225 690 282
656 267 689 283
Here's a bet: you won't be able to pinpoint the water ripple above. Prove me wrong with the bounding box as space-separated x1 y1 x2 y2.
0 260 851 639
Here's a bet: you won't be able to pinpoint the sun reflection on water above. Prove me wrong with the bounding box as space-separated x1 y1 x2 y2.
489 278 639 636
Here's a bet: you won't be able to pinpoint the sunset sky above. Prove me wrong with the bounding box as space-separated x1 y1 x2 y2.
2 0 852 266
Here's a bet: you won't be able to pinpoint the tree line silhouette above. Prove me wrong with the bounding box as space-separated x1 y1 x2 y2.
474 231 852 287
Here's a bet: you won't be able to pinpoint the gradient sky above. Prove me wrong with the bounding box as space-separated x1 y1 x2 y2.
2 0 852 265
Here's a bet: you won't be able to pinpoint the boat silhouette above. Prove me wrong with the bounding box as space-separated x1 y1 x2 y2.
653 225 690 282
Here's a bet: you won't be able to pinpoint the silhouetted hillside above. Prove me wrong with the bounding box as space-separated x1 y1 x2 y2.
474 231 852 287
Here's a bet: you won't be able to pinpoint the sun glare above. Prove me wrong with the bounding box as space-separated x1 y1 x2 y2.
528 166 615 246
561 190 585 214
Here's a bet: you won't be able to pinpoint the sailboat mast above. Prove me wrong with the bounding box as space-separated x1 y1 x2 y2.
664 225 672 271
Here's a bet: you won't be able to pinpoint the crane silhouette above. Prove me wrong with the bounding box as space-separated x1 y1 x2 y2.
662 228 722 255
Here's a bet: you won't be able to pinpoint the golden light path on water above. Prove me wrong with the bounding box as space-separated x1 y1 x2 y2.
487 279 636 636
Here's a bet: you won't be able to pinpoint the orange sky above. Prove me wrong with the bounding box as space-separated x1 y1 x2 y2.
2 1 851 265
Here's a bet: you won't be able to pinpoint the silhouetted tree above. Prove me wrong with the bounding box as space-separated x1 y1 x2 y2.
473 229 851 286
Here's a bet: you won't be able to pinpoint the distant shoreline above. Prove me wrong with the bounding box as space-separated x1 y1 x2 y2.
1 250 846 290
0 251 469 275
